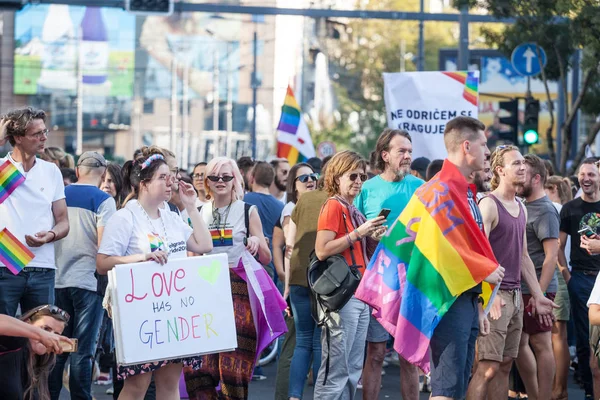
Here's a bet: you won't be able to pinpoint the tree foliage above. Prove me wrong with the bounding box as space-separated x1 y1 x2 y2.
470 0 600 175
318 0 462 158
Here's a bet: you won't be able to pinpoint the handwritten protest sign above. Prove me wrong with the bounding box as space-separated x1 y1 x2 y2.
383 71 480 160
108 254 237 365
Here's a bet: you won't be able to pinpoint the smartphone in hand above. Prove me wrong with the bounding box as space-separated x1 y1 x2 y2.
60 338 78 353
578 225 596 238
378 208 391 219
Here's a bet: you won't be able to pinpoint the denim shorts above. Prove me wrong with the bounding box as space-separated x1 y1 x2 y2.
366 312 390 343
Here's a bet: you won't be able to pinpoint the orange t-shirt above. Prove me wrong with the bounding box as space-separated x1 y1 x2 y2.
317 199 366 275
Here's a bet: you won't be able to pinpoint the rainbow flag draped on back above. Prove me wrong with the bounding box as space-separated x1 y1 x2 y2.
0 159 25 205
355 160 498 373
276 85 316 165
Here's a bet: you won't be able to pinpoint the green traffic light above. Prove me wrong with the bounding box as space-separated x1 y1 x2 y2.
523 129 539 145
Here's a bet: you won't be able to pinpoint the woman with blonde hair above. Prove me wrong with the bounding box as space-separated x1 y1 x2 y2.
41 146 75 169
184 156 273 400
314 150 385 399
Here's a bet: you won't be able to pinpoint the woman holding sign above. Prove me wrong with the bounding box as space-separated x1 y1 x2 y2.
184 156 271 400
97 151 212 400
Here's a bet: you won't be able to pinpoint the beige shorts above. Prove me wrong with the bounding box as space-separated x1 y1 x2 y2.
478 289 524 362
553 270 570 322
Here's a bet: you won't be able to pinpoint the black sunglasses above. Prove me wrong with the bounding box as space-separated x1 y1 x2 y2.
25 304 70 323
295 173 319 183
207 175 234 183
349 173 368 182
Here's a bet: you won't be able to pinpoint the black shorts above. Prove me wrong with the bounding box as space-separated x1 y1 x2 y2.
430 292 479 399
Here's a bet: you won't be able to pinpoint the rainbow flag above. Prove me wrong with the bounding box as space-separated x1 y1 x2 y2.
442 71 479 106
0 159 25 205
210 229 233 247
355 160 498 373
147 233 165 252
0 228 35 275
276 85 316 165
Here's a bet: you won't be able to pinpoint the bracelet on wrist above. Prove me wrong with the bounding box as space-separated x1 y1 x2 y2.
345 233 353 246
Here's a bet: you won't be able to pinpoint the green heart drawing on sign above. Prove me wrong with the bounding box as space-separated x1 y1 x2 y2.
198 260 221 285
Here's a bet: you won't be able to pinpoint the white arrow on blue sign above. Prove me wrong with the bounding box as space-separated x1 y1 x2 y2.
511 43 547 77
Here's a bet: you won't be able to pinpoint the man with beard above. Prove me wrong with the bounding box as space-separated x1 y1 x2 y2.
270 158 290 204
472 155 492 201
467 146 557 400
558 158 600 400
354 128 423 400
237 156 255 193
513 154 559 400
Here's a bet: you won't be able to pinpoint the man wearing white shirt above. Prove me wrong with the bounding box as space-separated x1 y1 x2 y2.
0 107 69 316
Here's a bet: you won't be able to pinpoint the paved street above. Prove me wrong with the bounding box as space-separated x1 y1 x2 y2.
59 360 586 400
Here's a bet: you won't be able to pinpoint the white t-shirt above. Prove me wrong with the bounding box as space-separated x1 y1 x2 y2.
280 201 295 225
0 154 65 269
98 200 193 260
588 273 600 306
199 200 256 267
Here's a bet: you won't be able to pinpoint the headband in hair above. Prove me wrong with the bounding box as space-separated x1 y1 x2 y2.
140 154 164 170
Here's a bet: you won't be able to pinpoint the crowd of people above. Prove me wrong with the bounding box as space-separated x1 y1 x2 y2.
0 105 600 400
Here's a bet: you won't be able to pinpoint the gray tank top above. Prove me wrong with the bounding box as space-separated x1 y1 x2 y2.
487 194 525 290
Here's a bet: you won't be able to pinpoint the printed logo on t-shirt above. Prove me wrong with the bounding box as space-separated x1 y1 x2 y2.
147 233 165 252
580 213 600 235
210 228 233 247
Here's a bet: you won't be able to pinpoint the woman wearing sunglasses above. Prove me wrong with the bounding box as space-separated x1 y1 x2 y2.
270 162 321 399
184 156 271 400
97 151 212 400
314 150 386 399
0 304 73 400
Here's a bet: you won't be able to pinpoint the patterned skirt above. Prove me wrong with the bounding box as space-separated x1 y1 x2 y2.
184 268 257 400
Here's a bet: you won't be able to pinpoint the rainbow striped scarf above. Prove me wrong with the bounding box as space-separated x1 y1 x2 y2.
355 160 498 372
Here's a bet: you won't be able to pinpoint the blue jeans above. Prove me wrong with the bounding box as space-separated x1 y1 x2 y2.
567 270 596 396
0 267 55 316
430 292 479 399
289 285 322 399
49 288 104 400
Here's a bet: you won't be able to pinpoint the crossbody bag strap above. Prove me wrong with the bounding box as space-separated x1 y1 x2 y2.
341 212 358 267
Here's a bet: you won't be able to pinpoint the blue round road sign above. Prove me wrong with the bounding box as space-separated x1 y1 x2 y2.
511 43 547 77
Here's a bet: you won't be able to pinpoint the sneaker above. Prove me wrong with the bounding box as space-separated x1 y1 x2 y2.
381 369 386 376
382 360 389 368
384 351 400 366
251 374 267 381
106 387 114 395
95 373 113 386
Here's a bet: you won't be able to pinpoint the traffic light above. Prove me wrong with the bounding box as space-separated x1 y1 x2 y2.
523 97 540 145
125 0 174 15
498 99 519 144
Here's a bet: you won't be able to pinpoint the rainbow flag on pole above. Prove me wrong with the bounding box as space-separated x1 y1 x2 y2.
0 228 35 275
355 160 498 373
0 159 25 205
276 85 316 165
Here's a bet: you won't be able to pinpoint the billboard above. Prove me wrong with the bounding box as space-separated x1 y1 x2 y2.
15 4 135 97
14 5 135 131
136 11 242 102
